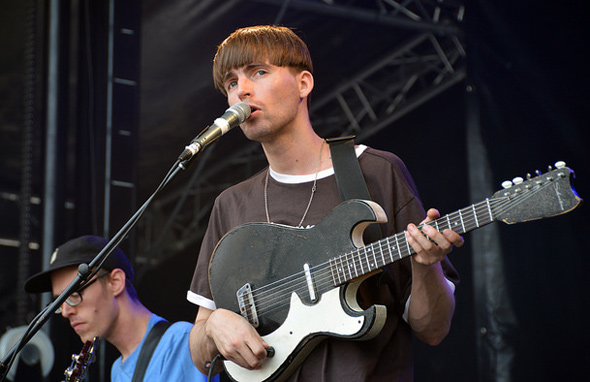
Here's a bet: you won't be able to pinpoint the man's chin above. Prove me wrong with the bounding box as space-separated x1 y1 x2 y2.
240 122 271 142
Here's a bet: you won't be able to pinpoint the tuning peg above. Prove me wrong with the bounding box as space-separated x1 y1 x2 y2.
512 177 524 185
526 173 532 180
501 180 513 189
555 161 566 169
535 169 542 176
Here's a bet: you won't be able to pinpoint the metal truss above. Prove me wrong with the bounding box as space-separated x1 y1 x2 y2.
260 0 464 35
310 31 466 140
134 0 466 264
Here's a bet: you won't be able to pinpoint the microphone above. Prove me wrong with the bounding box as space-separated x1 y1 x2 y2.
178 101 251 161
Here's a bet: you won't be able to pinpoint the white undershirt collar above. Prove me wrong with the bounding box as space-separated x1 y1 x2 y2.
269 144 367 184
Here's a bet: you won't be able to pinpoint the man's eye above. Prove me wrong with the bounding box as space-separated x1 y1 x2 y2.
226 81 237 90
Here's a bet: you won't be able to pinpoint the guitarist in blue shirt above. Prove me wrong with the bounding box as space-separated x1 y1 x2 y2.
187 25 464 382
25 235 215 382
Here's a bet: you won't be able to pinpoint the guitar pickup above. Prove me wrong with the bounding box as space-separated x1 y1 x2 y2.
237 283 259 328
304 263 317 302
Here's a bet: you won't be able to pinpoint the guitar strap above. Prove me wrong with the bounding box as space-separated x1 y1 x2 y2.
132 320 171 382
326 135 382 243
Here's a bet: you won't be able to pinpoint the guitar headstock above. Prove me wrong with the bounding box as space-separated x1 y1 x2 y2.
490 161 582 224
63 337 98 382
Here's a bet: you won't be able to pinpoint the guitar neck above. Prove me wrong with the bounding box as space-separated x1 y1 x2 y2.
328 199 495 285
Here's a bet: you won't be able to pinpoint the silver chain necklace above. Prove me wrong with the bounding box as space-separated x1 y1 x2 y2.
264 140 325 228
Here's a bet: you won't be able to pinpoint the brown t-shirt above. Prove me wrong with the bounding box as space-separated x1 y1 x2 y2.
188 146 459 381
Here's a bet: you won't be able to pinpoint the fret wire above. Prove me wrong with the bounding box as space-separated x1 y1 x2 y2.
330 258 338 286
394 234 402 259
485 198 493 221
345 252 352 281
329 258 335 285
358 247 365 275
359 246 371 275
377 238 393 262
404 230 411 256
384 238 393 263
352 249 359 278
360 248 366 275
371 245 379 270
365 246 374 271
364 244 371 272
472 204 479 227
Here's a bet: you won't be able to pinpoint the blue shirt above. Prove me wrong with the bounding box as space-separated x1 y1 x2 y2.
111 314 217 381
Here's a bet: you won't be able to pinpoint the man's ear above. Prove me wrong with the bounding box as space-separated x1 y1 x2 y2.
298 70 314 99
108 268 127 297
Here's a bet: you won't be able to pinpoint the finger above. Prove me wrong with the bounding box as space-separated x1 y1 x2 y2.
405 224 421 247
443 229 464 248
222 342 264 370
407 224 449 265
244 339 270 369
421 208 441 224
412 224 440 250
422 225 453 252
406 224 431 254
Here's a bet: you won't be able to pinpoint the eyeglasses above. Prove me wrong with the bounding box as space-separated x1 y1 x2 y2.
54 271 111 314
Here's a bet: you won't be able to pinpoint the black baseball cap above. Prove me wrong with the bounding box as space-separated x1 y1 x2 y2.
24 235 134 293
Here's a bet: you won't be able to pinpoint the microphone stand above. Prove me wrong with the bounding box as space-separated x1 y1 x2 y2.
0 151 200 381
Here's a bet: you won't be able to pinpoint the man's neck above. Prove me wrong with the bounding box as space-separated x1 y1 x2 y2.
262 130 331 175
108 298 153 361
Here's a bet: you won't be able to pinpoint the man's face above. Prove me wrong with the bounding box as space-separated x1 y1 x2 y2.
51 266 116 343
222 61 310 142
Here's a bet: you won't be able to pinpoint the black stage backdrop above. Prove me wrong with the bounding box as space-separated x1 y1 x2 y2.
137 1 589 381
0 0 588 381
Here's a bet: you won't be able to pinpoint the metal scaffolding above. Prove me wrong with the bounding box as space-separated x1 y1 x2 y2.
134 0 466 265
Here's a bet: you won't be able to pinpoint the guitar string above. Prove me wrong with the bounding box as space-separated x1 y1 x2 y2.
320 175 559 283
247 204 490 316
244 178 560 317
249 196 523 317
247 198 501 317
249 196 520 316
251 197 499 298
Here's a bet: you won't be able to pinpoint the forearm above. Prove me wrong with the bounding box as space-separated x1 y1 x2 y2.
189 311 223 375
407 259 455 345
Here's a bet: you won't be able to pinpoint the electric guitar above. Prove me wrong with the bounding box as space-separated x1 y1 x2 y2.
209 162 582 382
63 337 97 382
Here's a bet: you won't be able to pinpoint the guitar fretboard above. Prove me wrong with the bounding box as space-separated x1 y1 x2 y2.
328 199 495 286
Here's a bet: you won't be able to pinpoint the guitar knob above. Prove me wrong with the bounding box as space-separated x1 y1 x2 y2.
512 177 524 185
555 161 566 169
266 347 276 358
501 180 513 189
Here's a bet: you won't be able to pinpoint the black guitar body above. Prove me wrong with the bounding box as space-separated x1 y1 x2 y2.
209 199 388 381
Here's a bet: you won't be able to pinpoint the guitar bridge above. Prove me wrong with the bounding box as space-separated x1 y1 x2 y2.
237 283 259 327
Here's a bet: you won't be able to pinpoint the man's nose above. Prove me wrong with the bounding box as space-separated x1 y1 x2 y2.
60 302 76 317
236 77 253 98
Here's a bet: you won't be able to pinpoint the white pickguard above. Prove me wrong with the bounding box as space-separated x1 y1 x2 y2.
224 287 367 382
